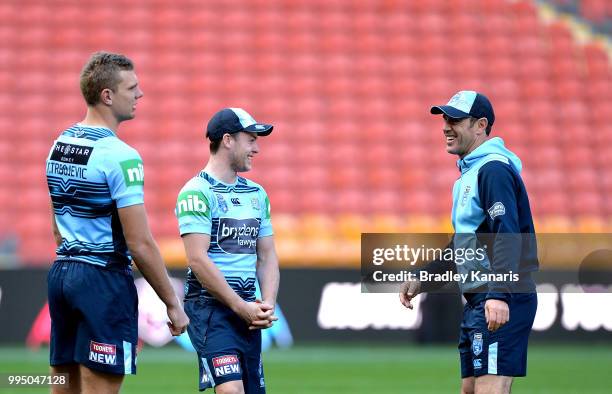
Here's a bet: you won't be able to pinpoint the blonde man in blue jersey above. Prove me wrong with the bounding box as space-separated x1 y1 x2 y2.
176 108 280 393
46 52 189 394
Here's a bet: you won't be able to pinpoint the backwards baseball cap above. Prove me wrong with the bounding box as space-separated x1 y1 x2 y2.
206 108 273 141
430 91 495 127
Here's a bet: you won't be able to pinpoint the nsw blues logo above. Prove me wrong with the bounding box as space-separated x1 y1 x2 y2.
216 193 229 213
488 202 506 220
472 332 483 356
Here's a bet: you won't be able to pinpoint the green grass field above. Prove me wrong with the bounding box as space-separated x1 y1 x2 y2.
0 343 611 393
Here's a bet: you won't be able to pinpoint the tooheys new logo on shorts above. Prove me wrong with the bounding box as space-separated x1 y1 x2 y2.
120 159 144 186
89 341 116 365
218 218 259 254
212 355 241 377
176 191 210 218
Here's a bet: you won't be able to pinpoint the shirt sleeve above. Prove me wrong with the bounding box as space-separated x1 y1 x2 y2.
258 187 273 238
176 187 213 235
101 141 145 208
477 160 522 303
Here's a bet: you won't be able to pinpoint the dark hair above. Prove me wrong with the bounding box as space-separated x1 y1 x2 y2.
80 52 134 106
209 138 222 153
469 117 492 135
209 133 239 153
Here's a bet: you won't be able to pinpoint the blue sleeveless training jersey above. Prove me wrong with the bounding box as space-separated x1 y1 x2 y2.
46 124 145 269
176 171 273 301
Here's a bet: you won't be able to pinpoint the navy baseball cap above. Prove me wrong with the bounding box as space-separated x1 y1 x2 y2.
206 108 273 141
430 91 495 127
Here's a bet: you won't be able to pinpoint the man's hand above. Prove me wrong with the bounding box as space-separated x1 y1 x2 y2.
248 300 278 330
484 299 509 332
399 279 421 310
236 299 278 330
166 301 190 336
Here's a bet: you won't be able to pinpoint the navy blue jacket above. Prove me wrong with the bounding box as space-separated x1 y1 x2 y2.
420 137 538 302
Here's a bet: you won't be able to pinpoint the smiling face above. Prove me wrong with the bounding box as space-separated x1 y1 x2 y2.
228 131 259 172
442 115 488 158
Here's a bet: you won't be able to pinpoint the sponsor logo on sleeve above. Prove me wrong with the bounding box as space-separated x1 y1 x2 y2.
89 341 117 365
212 355 241 377
217 218 259 254
487 202 506 220
176 191 210 218
472 333 483 356
120 159 144 186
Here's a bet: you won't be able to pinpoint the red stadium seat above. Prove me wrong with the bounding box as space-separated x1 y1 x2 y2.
366 167 397 189
366 189 402 214
565 168 599 192
330 189 368 214
522 146 562 170
298 189 333 214
294 165 330 190
570 191 603 215
329 166 362 190
530 192 568 216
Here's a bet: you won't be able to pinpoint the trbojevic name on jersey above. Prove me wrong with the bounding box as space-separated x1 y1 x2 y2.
46 124 145 269
176 171 273 301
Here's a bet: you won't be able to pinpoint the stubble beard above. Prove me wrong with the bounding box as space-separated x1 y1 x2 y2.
230 152 250 173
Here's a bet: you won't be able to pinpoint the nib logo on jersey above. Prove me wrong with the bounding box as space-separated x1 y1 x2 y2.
120 159 144 187
176 191 210 218
89 341 117 365
212 355 241 377
217 218 259 254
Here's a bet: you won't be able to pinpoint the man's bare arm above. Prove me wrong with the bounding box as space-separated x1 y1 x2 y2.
118 204 189 335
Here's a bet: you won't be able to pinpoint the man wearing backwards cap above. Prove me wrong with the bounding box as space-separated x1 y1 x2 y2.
399 91 538 394
176 108 279 393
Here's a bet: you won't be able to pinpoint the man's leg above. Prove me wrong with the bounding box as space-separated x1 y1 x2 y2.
215 380 245 394
474 375 513 394
51 364 80 394
80 365 124 394
461 377 475 394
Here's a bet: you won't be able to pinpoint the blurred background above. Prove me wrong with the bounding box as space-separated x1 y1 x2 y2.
0 0 611 392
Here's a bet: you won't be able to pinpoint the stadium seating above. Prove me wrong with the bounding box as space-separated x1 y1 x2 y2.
2 0 611 265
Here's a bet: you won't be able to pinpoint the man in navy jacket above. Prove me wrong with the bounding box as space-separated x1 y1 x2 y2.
400 91 538 394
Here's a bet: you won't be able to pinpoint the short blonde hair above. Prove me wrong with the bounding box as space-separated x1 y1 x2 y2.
79 51 134 106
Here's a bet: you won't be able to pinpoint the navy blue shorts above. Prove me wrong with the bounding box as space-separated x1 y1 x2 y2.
185 298 265 393
48 259 138 375
459 293 537 378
